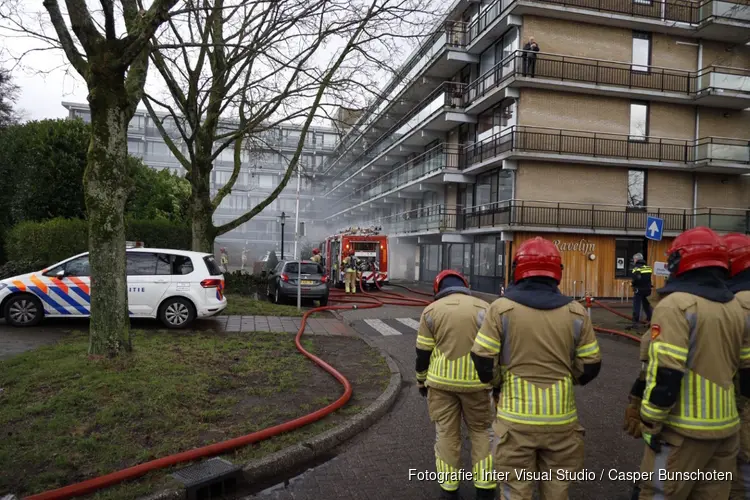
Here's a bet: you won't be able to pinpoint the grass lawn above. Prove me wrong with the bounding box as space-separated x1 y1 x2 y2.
220 294 323 316
0 329 390 499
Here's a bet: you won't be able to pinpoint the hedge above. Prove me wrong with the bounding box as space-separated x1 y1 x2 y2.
4 218 192 267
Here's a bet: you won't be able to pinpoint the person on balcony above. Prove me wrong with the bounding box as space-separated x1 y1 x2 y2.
629 253 653 329
522 37 539 77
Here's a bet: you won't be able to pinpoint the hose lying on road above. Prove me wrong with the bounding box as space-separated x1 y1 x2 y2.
26 281 639 499
593 299 648 324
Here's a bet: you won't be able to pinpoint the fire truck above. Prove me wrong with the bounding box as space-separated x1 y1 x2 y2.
322 226 389 289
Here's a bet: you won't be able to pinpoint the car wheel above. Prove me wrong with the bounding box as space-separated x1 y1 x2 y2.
319 295 329 306
4 294 44 327
266 283 272 298
274 288 282 304
159 297 196 329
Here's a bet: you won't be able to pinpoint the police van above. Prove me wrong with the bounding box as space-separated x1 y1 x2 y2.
0 246 227 329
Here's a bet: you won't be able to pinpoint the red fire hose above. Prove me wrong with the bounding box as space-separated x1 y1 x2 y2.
592 299 648 324
25 281 639 499
25 291 406 500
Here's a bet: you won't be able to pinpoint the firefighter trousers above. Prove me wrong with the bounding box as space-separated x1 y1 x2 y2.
492 419 585 500
730 458 750 500
344 270 357 293
426 387 495 492
635 430 739 500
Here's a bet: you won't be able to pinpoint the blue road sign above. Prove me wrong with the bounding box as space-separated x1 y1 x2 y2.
646 216 664 241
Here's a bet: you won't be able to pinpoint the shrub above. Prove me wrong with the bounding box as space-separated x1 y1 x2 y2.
5 218 192 267
223 271 266 295
0 259 46 280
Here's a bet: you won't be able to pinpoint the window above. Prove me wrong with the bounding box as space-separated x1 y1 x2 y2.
284 262 323 274
258 175 273 189
155 254 172 275
632 32 651 72
61 256 91 277
128 140 144 155
615 239 646 278
627 169 646 209
215 170 231 185
126 253 158 275
172 255 194 275
629 102 649 141
203 256 223 275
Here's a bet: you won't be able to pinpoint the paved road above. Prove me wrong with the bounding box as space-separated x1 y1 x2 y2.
242 295 643 500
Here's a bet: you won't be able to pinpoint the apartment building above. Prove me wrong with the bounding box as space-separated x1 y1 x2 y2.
317 0 750 296
63 102 339 263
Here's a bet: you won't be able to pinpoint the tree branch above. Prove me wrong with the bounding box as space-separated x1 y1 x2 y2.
41 0 89 77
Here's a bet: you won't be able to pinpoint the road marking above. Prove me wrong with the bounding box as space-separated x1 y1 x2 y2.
396 318 420 330
364 319 402 336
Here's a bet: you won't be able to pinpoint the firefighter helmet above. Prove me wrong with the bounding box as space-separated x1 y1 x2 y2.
433 269 469 295
667 227 729 276
312 248 320 255
512 237 563 283
721 233 750 277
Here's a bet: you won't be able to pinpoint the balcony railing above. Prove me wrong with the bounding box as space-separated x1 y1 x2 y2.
463 126 750 167
330 144 462 213
463 200 750 234
464 51 750 105
374 204 463 234
447 0 750 49
330 82 466 183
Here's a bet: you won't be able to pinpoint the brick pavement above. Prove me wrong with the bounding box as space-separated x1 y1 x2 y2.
242 301 643 500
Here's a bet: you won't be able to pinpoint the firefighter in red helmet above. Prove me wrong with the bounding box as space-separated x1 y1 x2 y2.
471 236 601 500
631 227 749 500
310 248 322 264
722 233 750 500
416 269 495 499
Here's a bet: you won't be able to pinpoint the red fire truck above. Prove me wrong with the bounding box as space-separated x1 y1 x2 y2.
322 226 389 288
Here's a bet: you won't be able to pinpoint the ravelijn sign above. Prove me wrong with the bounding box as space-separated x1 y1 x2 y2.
553 239 595 255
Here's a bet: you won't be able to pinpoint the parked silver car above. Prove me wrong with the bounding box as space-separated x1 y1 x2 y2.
266 260 329 305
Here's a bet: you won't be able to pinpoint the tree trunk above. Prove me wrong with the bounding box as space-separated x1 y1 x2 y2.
191 159 216 253
84 74 131 357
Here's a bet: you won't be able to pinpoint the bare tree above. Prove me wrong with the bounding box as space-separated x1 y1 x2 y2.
0 66 19 129
142 0 440 252
0 0 179 356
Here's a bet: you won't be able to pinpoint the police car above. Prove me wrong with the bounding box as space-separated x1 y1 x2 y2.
0 247 227 329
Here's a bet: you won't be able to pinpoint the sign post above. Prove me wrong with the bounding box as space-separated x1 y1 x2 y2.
645 216 664 242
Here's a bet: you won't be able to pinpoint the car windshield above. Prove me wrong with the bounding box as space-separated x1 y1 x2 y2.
285 263 322 275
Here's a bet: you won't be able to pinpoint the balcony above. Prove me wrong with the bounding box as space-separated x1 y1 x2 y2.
463 126 750 174
373 205 463 236
329 82 474 183
327 144 462 217
326 24 479 172
449 0 750 48
462 200 750 234
464 51 750 113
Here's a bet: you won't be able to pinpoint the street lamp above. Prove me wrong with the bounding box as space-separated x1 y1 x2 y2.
278 211 286 260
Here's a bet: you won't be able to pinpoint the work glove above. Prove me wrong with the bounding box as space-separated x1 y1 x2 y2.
623 397 642 438
418 382 428 398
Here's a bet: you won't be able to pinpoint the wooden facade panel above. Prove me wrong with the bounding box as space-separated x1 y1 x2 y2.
508 232 675 298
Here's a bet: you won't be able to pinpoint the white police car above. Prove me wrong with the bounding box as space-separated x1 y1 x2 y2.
0 247 227 329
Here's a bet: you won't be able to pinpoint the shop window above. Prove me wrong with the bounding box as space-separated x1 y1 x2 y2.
615 238 646 278
627 169 646 210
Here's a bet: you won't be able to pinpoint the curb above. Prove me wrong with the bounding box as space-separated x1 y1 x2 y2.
140 325 401 500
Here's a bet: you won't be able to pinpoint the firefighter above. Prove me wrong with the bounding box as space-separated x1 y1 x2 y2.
343 250 358 294
470 236 602 500
723 233 750 500
310 248 322 264
416 270 496 500
628 253 653 330
633 226 750 500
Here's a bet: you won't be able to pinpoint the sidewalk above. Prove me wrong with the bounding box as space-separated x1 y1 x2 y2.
205 315 352 336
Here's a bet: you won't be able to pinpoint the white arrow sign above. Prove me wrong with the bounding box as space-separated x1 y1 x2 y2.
648 220 660 237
